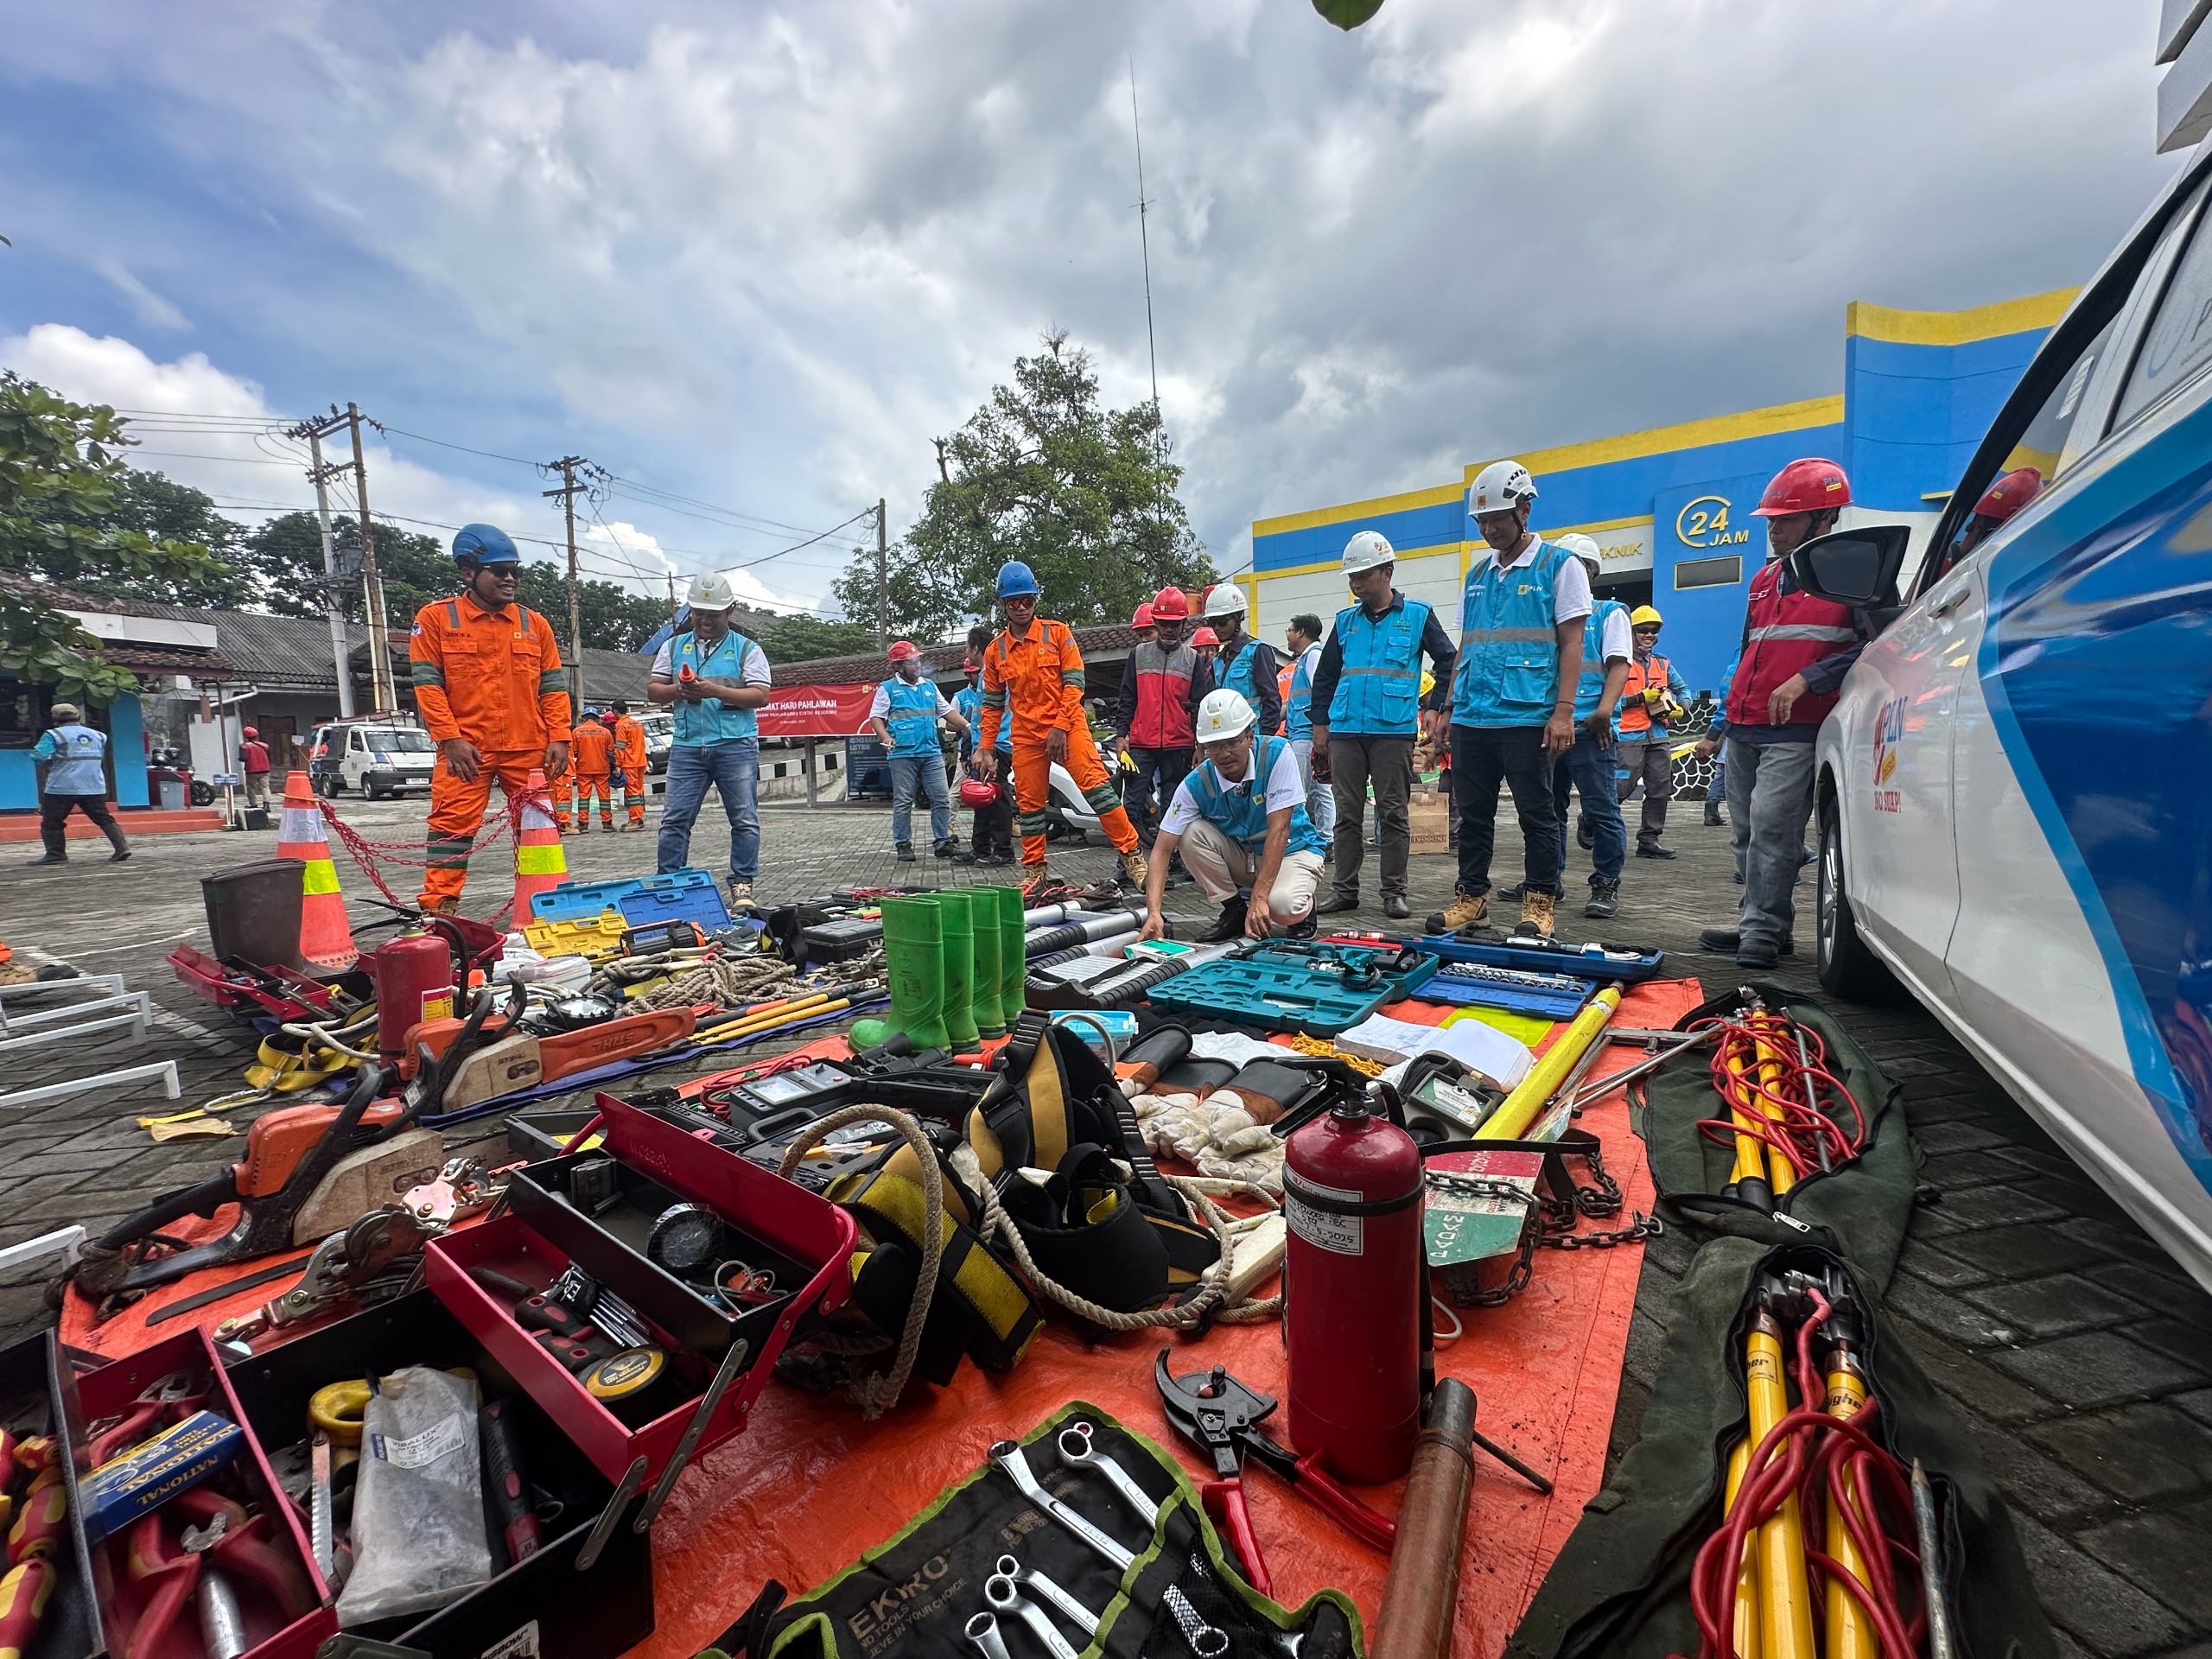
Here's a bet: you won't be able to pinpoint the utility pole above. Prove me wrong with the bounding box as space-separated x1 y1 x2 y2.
876 499 888 650
543 457 588 709
289 414 356 718
341 403 397 713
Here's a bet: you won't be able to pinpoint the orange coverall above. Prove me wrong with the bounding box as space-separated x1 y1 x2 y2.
410 595 572 910
561 720 616 829
981 616 1137 870
611 715 648 824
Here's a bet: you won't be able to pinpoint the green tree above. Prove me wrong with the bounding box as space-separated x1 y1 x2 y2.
748 613 878 664
24 468 256 608
0 375 226 704
834 331 1211 641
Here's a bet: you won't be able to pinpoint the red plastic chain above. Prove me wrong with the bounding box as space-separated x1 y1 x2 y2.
315 784 552 912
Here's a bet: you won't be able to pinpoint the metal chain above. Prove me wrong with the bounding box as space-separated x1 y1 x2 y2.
1429 1153 1662 1308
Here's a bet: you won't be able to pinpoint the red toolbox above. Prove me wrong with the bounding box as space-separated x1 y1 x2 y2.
61 1329 334 1659
424 1090 855 1487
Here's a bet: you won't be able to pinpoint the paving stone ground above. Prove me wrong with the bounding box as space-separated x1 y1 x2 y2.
1 778 2205 1652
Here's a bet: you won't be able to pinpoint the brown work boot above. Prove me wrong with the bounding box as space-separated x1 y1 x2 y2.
1020 866 1054 901
1518 888 1557 937
1119 846 1149 890
1437 888 1487 932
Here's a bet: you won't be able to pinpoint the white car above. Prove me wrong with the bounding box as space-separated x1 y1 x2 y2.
1801 135 2212 1292
308 721 439 799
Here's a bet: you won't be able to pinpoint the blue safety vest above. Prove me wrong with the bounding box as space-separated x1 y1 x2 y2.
1325 595 1433 735
1572 599 1629 722
881 676 944 758
1219 637 1263 725
955 685 1011 754
34 723 107 795
1285 642 1323 741
668 631 766 745
1452 540 1573 727
1187 735 1329 860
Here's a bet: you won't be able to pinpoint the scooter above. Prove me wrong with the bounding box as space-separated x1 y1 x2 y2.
1041 761 1104 844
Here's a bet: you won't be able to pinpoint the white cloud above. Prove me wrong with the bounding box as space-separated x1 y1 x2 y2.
90 256 188 332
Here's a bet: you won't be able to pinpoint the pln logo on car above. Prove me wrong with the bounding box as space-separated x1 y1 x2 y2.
1872 696 1905 811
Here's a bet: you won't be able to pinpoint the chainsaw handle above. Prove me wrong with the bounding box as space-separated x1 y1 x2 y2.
1291 1452 1399 1554
96 1170 239 1251
1199 1479 1272 1599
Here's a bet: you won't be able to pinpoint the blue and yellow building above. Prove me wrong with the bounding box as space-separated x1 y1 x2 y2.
1241 288 2077 698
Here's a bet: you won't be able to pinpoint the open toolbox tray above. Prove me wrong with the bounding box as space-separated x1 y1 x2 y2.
1147 940 1442 1036
225 1289 653 1659
424 1090 855 1486
0 1331 102 1659
1414 931 1666 982
58 1328 333 1659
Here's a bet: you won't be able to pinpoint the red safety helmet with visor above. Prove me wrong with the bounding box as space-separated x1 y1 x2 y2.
1752 459 1852 518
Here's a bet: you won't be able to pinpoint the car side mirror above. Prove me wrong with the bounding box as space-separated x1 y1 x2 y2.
1786 525 1911 607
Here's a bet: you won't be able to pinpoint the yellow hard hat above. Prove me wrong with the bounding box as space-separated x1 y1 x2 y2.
1630 605 1664 627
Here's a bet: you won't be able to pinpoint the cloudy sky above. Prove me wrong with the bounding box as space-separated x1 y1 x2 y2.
0 0 2177 616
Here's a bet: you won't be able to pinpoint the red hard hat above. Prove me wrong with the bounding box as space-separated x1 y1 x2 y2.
1151 586 1190 621
1191 626 1220 648
1752 458 1852 518
1972 466 2042 523
959 777 1001 808
887 639 921 664
1132 601 1154 628
242 726 257 737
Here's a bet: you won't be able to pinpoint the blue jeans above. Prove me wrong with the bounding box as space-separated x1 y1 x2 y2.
1552 731 1626 885
1288 737 1337 839
658 739 760 882
890 753 950 848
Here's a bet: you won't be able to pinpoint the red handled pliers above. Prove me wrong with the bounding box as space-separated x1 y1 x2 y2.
1154 1351 1395 1597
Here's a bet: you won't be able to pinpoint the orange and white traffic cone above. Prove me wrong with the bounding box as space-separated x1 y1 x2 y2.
512 769 568 924
276 771 358 969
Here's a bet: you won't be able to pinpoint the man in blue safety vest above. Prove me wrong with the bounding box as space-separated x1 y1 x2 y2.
649 573 772 906
28 702 128 865
1137 690 1328 944
1201 584 1281 738
871 639 970 862
1434 460 1592 939
1306 530 1459 920
1281 612 1335 841
1549 536 1631 918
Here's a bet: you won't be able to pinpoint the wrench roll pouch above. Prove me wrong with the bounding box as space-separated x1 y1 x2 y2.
429 1090 857 1484
226 1289 652 1659
60 1329 334 1659
0 1332 101 1659
751 1404 1358 1659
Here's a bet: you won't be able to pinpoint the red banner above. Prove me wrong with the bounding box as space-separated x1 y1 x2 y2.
756 681 878 740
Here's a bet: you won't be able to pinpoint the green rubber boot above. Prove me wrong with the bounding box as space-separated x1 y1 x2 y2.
849 894 949 1052
995 883 1027 1026
969 893 1006 1039
931 889 981 1052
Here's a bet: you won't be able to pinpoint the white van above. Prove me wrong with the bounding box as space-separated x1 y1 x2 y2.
307 721 439 800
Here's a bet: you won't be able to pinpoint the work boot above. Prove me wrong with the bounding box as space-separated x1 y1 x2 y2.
1283 909 1318 939
1737 942 1778 969
1197 895 1249 944
933 840 956 859
848 895 950 1052
27 854 67 866
1119 846 1150 889
950 848 979 865
896 842 916 863
109 847 131 863
1704 800 1723 826
1495 881 1526 903
1636 844 1676 860
1382 896 1412 920
1433 888 1487 933
728 880 754 908
925 889 982 1050
1585 879 1619 919
1020 867 1055 901
1700 928 1795 957
1314 892 1360 916
1518 888 1558 937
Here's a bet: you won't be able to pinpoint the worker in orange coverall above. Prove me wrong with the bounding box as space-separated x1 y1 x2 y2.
608 701 649 830
976 560 1148 898
562 712 616 832
409 524 572 912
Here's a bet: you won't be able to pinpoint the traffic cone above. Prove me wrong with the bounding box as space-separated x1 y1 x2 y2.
276 771 358 969
512 769 568 924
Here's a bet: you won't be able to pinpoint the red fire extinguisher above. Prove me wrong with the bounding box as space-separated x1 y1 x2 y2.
365 929 458 1058
1282 1093 1425 1484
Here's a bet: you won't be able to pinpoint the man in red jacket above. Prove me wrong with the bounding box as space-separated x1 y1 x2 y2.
1113 585 1213 847
1694 459 1866 969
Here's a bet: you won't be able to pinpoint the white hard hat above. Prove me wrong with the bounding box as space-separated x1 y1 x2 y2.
1342 530 1395 573
688 573 739 611
1205 583 1248 620
1194 688 1255 743
1469 461 1538 518
1559 532 1603 574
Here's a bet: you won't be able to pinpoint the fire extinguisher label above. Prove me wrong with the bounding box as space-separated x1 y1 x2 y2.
1287 1177 1363 1255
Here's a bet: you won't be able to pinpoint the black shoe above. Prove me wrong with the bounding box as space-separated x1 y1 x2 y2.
895 842 916 862
1736 944 1779 969
932 841 955 858
1585 880 1619 919
1495 881 1526 903
1699 928 1741 953
1197 896 1249 943
1382 896 1412 920
1314 893 1361 916
109 848 131 862
982 851 1013 867
1636 844 1676 860
1704 801 1723 826
951 849 978 865
1284 910 1318 939
28 854 67 866
1576 817 1595 850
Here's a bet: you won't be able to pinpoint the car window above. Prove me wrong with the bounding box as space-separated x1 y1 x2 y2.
2113 179 2212 429
370 729 435 752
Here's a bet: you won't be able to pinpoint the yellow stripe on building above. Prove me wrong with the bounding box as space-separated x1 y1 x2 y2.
1846 287 2079 346
1467 396 1845 485
1253 480 1467 537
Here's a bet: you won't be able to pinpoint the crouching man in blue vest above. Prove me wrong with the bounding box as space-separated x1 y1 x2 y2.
1435 460 1589 938
1138 690 1328 944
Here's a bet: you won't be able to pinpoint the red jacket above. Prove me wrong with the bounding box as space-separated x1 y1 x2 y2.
1725 561 1857 731
1118 639 1202 748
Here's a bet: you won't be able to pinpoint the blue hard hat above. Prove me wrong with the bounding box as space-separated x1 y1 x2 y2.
996 560 1039 599
454 523 521 566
